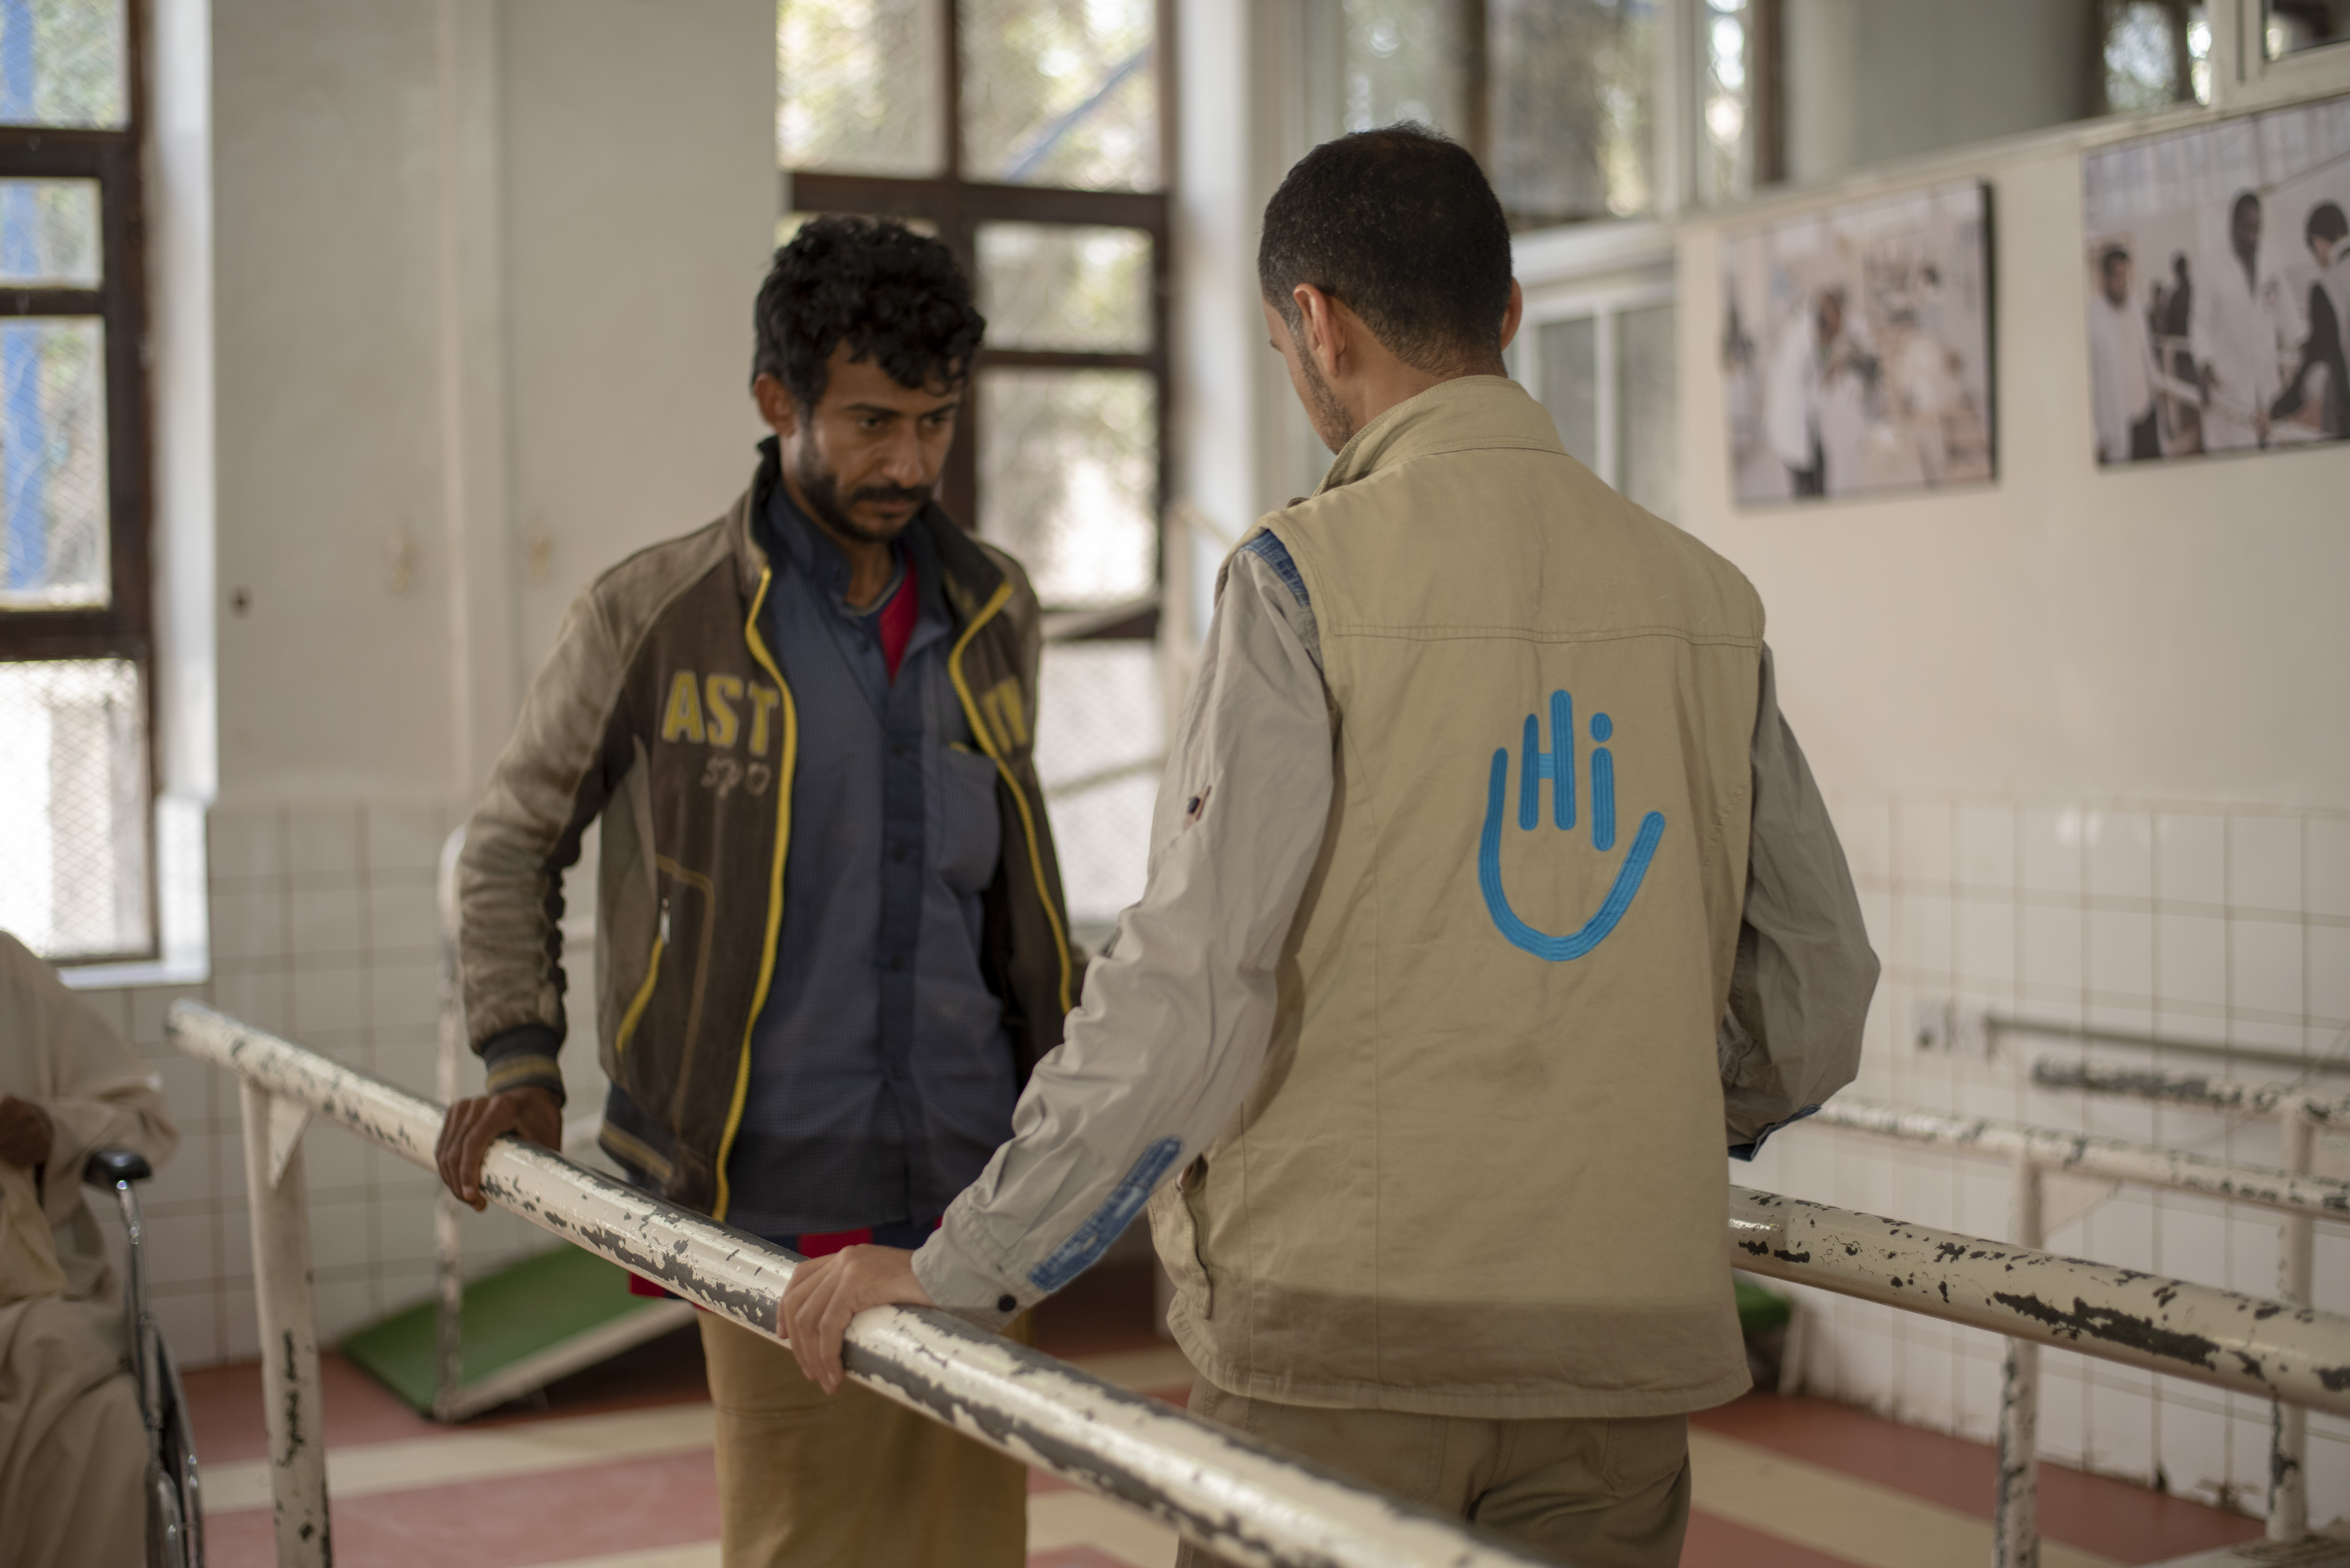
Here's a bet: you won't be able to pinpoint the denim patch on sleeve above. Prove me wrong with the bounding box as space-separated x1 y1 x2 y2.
1241 532 1310 609
1027 1136 1186 1293
1729 1103 1821 1161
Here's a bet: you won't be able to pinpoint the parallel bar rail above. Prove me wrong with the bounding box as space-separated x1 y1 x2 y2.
1802 1091 2350 1562
1987 1013 2350 1079
2031 1059 2350 1124
1727 1185 2350 1413
2029 1055 2350 1545
171 1001 1550 1568
1813 1098 2350 1219
176 1001 2350 1568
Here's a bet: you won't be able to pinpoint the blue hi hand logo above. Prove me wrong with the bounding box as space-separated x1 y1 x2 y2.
1478 691 1666 961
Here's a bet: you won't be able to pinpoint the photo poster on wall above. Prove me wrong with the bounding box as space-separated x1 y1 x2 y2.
2082 92 2350 466
1718 180 1995 507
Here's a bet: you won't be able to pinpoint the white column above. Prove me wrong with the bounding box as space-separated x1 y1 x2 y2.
436 0 522 797
240 1079 330 1566
2271 1105 2314 1541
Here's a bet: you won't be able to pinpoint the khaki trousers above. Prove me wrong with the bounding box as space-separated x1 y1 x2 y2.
699 1312 1029 1567
1174 1379 1691 1568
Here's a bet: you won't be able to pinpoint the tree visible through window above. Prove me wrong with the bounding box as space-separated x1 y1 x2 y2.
1340 0 1696 226
0 0 152 963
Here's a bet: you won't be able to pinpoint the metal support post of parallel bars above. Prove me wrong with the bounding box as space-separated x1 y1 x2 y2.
432 830 467 1421
1813 1091 2350 1564
2029 1059 2350 1551
1997 1149 2043 1568
184 1003 1557 1568
2272 1105 2315 1542
238 1076 331 1567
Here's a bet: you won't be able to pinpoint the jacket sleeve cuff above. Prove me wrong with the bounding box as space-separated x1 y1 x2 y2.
1728 1103 1820 1162
479 1024 566 1103
911 1220 1027 1331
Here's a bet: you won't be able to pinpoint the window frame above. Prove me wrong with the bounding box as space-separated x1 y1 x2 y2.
0 0 156 965
0 37 152 663
1333 0 1789 227
1512 276 1677 499
784 0 1175 633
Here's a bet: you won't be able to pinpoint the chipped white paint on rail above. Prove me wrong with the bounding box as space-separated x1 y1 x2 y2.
2032 1060 2350 1127
170 1001 1547 1568
1728 1188 2350 1415
175 1002 2350 1564
1810 1098 2350 1219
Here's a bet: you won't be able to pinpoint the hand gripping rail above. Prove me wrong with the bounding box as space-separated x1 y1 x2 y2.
175 999 2350 1568
168 1001 1551 1568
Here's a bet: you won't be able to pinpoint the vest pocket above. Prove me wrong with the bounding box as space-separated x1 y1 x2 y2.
1148 1156 1215 1321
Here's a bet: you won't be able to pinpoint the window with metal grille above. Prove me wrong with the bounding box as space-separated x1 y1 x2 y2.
779 0 1172 931
0 0 153 963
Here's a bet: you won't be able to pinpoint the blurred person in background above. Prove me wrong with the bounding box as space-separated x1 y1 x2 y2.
1765 285 1834 494
2273 200 2349 440
782 125 1876 1568
2090 245 2162 462
436 216 1079 1568
2195 191 2300 449
0 930 178 1568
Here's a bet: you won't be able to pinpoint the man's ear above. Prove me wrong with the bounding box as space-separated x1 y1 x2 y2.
1292 283 1344 380
1498 278 1525 355
753 373 801 439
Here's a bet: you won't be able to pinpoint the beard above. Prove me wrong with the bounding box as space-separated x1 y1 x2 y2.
791 443 932 546
1294 338 1357 452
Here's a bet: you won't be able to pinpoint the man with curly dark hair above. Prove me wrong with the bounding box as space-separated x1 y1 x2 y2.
435 215 1078 1565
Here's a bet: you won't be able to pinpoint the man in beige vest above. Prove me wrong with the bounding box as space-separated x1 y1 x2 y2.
782 126 1879 1567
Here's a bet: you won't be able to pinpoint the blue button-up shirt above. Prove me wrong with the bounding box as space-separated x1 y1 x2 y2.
720 488 1019 1238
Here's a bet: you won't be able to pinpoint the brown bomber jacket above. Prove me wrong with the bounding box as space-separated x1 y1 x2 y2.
457 441 1080 1220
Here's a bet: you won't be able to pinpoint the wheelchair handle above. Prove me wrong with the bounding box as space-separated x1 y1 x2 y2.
83 1146 153 1187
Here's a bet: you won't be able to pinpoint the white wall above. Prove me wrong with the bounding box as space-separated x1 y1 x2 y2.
502 0 776 672
83 0 778 1367
1677 94 2350 1513
1678 140 2350 814
210 0 773 808
212 0 457 802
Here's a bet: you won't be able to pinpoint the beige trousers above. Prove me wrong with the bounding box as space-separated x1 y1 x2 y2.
1174 1379 1692 1568
699 1311 1028 1567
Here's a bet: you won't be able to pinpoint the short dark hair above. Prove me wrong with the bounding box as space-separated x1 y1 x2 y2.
2099 244 2130 273
2309 200 2348 247
753 215 986 408
1257 124 1513 373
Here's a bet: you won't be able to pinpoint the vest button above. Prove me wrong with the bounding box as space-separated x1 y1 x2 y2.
996 1294 1016 1314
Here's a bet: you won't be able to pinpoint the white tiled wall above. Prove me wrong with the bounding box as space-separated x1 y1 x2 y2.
1744 793 2350 1520
73 800 566 1367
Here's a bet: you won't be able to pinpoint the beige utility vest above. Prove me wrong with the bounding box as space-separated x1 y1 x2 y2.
1152 377 1763 1420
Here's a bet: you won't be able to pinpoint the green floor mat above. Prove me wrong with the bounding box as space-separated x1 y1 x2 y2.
1735 1274 1793 1333
342 1245 666 1414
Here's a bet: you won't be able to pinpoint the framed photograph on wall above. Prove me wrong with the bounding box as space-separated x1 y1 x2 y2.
1719 180 1995 506
2083 93 2350 466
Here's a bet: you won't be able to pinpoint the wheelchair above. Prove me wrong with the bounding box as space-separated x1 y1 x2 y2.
84 1147 204 1568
